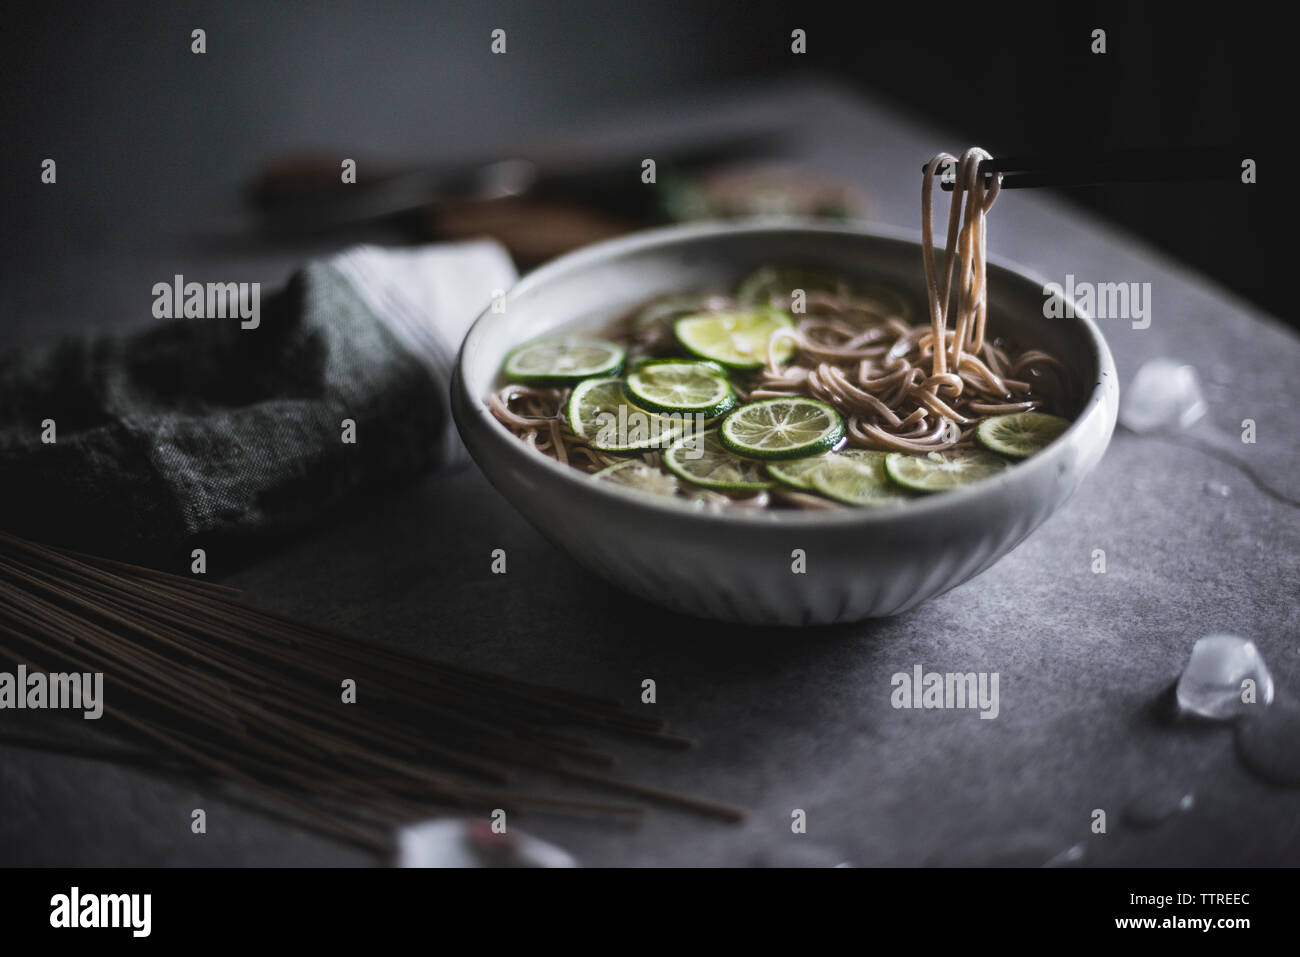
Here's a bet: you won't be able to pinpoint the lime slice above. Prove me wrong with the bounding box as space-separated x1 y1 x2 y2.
975 411 1071 459
504 337 624 385
764 454 832 491
663 430 773 491
592 459 681 498
737 269 912 322
623 360 736 418
719 397 845 461
674 307 794 370
737 266 843 305
884 448 1008 493
811 449 912 506
632 295 709 330
630 355 728 376
567 378 686 452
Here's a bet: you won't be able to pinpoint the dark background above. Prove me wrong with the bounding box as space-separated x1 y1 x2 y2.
0 1 1289 327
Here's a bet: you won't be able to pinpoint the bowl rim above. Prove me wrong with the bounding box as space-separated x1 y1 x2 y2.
454 218 1118 528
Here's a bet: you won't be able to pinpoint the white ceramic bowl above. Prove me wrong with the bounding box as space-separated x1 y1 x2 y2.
452 221 1118 625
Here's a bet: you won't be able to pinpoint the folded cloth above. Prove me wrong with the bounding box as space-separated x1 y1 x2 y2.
0 241 516 566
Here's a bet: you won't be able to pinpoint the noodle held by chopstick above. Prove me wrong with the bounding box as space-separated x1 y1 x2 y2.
486 149 1074 503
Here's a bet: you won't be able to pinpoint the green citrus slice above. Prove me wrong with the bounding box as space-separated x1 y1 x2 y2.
591 459 682 498
764 454 832 491
736 266 845 305
673 307 794 370
567 378 686 452
883 448 1009 493
718 397 845 461
623 360 736 418
663 430 773 491
975 411 1071 459
810 449 912 506
503 337 624 385
737 268 912 322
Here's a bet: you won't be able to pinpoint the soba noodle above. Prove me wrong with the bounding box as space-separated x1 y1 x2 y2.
488 148 1073 508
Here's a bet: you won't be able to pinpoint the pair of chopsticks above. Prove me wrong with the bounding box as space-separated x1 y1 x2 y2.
926 146 1248 190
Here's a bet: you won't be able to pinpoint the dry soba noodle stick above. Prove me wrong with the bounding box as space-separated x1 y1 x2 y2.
0 531 745 851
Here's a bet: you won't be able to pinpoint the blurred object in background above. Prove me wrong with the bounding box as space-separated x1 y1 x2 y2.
661 165 869 221
247 140 868 266
246 134 780 233
424 196 633 266
428 165 868 265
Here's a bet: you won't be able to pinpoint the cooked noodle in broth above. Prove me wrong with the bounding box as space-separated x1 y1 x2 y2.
488 149 1075 510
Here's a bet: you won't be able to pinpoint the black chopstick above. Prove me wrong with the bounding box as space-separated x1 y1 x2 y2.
924 146 1248 190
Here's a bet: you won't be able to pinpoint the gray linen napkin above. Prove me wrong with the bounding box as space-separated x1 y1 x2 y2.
0 241 516 565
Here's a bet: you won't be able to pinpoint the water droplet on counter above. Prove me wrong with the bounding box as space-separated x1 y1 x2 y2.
1119 358 1207 434
1123 788 1195 828
1201 482 1231 497
1176 635 1273 720
1043 843 1085 868
1235 704 1300 787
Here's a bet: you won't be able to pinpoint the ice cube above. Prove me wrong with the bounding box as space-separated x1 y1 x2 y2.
1176 634 1274 720
1043 843 1086 868
1119 358 1207 433
395 819 577 868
